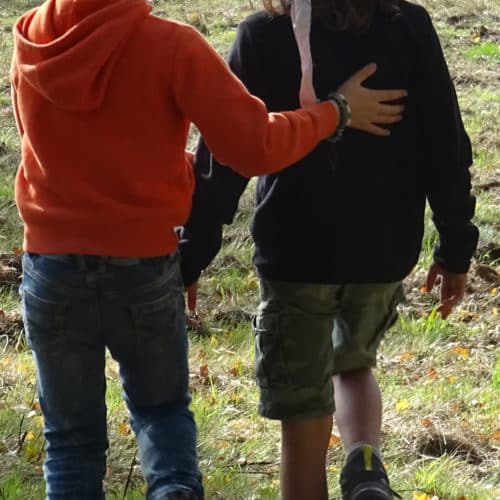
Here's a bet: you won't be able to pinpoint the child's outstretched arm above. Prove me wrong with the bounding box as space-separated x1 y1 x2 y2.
171 24 405 178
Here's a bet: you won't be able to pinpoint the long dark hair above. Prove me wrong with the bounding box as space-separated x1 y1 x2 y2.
263 0 401 33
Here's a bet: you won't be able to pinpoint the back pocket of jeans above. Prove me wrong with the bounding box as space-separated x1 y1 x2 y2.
131 292 178 344
21 289 67 354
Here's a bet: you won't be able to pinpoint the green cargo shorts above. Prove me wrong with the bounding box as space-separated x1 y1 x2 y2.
253 279 403 420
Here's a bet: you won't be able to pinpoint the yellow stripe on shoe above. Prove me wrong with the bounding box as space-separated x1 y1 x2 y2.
362 445 373 471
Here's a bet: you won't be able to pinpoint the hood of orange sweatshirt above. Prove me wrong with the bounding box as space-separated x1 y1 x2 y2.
13 0 152 112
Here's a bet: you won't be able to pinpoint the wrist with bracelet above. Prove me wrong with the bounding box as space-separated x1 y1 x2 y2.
325 91 351 143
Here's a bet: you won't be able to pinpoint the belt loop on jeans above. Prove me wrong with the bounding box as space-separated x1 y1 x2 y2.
98 257 107 273
75 255 87 272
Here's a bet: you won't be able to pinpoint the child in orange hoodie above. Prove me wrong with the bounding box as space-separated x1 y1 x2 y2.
11 0 405 498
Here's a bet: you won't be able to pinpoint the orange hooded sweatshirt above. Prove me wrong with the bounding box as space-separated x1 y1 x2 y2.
11 0 338 257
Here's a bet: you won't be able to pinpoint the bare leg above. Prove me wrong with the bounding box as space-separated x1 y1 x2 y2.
280 414 333 500
333 368 382 453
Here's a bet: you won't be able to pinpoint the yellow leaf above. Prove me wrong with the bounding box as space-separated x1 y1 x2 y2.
210 335 218 347
451 345 470 358
328 434 342 448
25 431 35 442
473 35 481 43
399 352 414 362
327 465 339 472
427 367 438 379
493 308 498 316
413 493 431 500
491 288 498 295
447 376 458 383
396 400 410 412
492 431 500 441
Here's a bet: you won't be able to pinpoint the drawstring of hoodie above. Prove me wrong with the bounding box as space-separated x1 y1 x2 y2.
291 0 338 170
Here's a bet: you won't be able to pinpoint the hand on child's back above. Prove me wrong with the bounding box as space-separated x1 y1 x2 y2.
338 62 407 136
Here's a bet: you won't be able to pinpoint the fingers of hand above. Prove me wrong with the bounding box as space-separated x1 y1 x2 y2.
438 296 461 319
374 114 402 125
374 89 408 102
377 104 405 116
186 285 198 313
353 62 377 83
362 123 391 136
426 268 438 292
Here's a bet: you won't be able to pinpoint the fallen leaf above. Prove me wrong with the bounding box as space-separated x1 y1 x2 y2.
396 400 409 412
118 421 131 436
422 418 433 428
25 431 35 442
427 367 438 379
328 434 341 448
230 359 242 377
413 493 430 500
451 346 470 358
199 364 209 379
399 352 414 362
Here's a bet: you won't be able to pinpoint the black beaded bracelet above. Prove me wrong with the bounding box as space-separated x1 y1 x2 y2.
326 92 351 143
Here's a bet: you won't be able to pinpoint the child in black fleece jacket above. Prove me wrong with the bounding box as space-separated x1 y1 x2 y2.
180 1 478 499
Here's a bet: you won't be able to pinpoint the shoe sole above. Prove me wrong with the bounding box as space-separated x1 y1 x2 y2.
349 482 393 500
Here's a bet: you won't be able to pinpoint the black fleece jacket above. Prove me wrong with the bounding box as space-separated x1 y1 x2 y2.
180 1 478 286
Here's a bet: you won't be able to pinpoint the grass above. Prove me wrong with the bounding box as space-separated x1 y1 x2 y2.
0 0 499 499
465 42 500 61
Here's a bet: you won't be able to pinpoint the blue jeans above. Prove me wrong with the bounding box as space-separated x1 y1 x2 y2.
20 253 203 500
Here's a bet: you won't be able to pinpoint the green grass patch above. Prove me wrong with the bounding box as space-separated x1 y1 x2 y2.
465 41 500 60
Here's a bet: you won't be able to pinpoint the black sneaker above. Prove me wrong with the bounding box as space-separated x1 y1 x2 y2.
340 445 401 500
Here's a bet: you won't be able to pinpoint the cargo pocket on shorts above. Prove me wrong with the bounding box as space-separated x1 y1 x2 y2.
367 284 404 351
21 289 68 354
253 312 290 389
